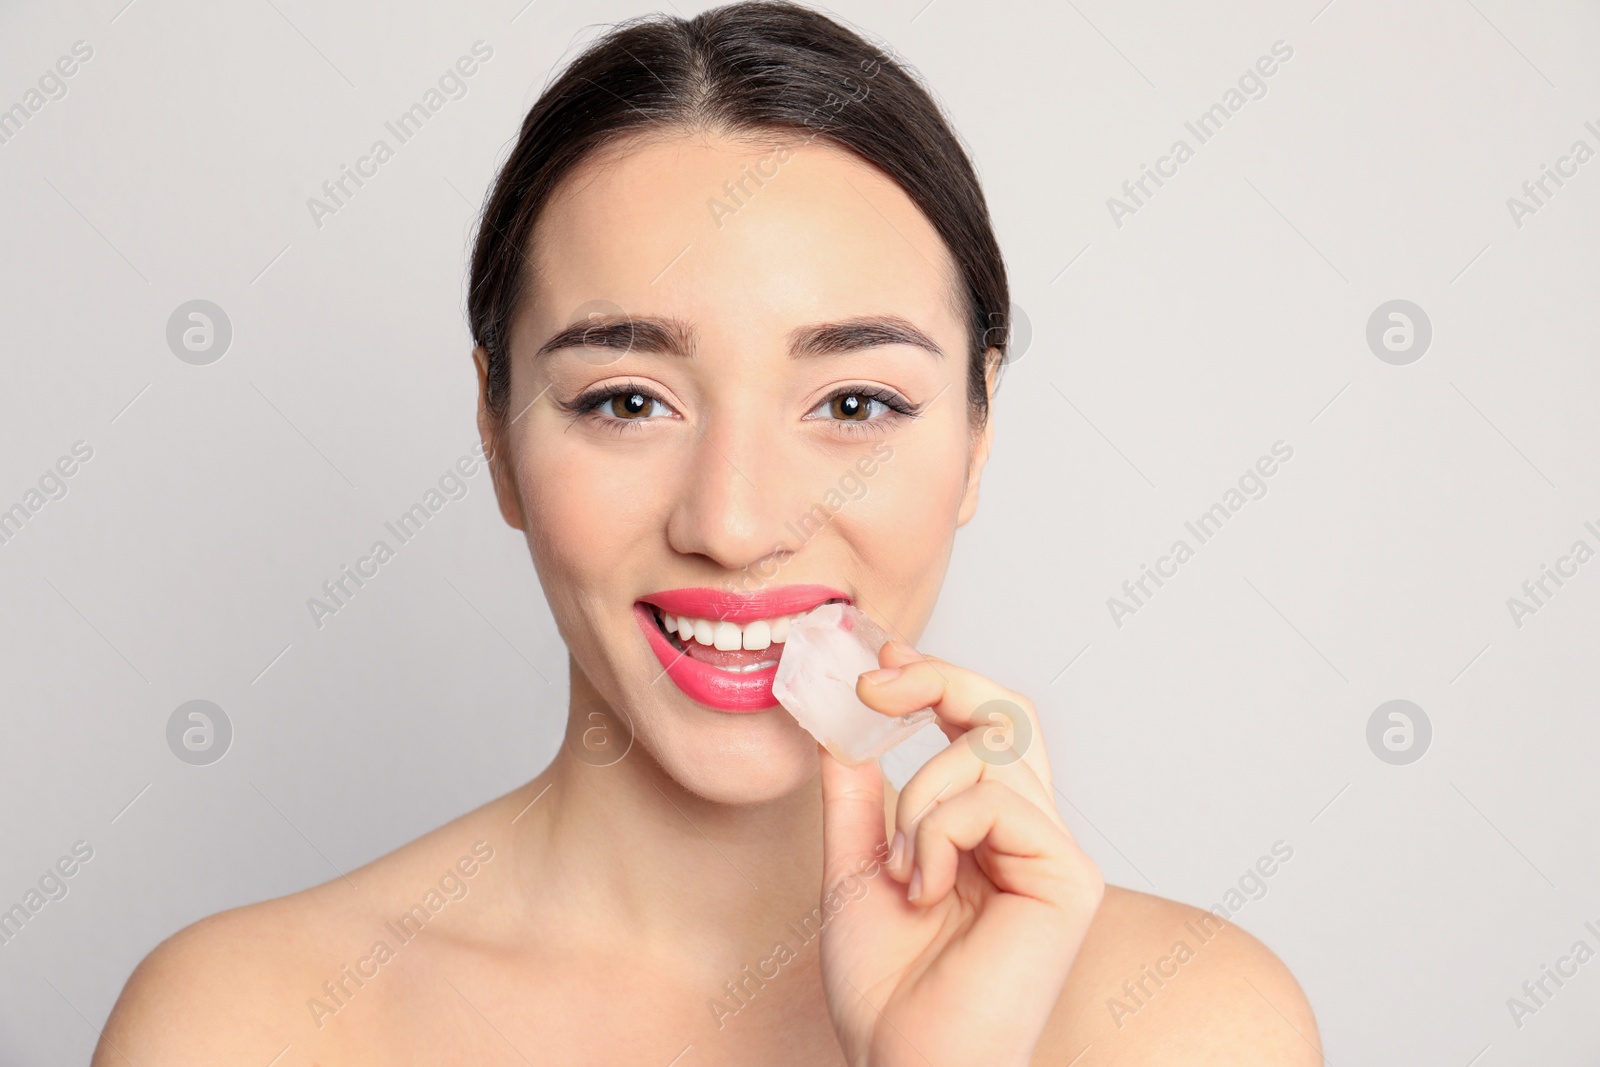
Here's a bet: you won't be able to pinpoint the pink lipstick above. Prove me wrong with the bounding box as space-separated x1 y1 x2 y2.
635 584 850 712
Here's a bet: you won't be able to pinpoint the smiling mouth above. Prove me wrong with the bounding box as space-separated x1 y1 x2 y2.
645 600 847 673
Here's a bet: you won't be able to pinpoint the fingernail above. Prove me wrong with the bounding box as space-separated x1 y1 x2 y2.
862 666 902 685
888 830 905 868
884 639 918 657
907 867 922 902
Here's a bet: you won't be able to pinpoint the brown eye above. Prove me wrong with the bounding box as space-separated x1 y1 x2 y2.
830 393 870 420
609 391 652 418
805 389 908 426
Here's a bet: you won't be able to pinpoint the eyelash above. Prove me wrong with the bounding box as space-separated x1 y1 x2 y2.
558 380 675 434
557 382 922 435
808 385 922 434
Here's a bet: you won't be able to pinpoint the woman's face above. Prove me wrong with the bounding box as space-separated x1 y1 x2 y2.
480 130 994 803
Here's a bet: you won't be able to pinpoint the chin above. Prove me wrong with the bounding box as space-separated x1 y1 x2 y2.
644 709 823 805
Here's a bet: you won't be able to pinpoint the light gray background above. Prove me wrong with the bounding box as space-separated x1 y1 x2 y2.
2 0 1597 1062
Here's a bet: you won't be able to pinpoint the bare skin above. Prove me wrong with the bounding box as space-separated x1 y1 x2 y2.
95 132 1320 1066
93 769 1319 1066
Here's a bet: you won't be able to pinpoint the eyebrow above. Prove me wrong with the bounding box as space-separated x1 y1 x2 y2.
791 317 945 360
533 314 944 361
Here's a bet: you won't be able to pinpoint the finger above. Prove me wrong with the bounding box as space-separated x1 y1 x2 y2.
856 657 1050 790
909 779 1093 911
877 639 931 670
857 655 1028 732
888 725 1059 881
818 744 892 889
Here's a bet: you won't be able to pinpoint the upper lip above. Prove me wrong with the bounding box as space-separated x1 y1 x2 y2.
637 584 851 624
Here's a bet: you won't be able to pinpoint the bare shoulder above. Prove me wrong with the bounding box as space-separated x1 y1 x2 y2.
1036 884 1321 1065
92 881 339 1065
93 782 532 1066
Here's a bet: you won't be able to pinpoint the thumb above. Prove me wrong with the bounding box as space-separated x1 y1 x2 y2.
819 745 890 888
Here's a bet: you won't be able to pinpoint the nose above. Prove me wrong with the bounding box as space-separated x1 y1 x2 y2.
664 408 796 576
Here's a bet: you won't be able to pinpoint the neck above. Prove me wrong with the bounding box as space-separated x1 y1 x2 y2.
507 668 851 972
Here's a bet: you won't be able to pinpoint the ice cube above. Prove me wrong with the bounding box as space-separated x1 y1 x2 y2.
772 602 938 766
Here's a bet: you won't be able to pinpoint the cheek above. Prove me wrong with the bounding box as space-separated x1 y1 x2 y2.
517 435 669 584
839 434 970 559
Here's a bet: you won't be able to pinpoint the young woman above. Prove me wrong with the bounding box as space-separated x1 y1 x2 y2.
98 4 1319 1063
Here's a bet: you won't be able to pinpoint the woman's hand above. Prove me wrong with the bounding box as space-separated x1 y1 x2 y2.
817 639 1104 1067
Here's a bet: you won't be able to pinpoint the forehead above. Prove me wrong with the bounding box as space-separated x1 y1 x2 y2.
523 130 965 344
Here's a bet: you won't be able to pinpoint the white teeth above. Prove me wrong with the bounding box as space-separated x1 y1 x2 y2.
655 608 816 650
742 619 771 650
713 620 743 651
715 658 779 673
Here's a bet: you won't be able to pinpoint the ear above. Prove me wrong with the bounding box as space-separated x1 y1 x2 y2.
474 345 527 531
956 349 1001 528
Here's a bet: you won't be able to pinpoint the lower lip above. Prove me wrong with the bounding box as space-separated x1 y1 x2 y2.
634 603 782 713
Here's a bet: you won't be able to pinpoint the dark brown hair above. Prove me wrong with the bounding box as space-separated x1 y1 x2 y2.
467 0 1009 426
